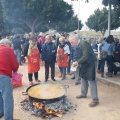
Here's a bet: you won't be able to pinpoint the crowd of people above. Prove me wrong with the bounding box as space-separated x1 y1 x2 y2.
0 31 120 119
91 35 120 78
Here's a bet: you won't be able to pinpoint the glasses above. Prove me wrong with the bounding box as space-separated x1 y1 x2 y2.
31 39 37 42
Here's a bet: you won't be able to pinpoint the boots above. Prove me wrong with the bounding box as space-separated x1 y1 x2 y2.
61 74 66 80
59 73 62 78
101 72 104 77
97 69 101 74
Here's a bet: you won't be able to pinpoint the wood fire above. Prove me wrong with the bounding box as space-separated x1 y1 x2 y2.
33 101 62 117
21 97 75 119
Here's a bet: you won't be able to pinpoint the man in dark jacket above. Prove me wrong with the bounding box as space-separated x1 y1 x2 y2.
12 35 22 65
69 34 99 107
42 35 57 82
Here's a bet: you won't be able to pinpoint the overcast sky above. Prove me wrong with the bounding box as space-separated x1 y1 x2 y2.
64 0 104 25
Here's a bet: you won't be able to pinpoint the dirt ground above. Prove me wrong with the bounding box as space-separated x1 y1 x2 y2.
1 63 120 120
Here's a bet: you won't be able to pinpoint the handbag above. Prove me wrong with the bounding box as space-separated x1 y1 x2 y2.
100 43 112 59
100 51 108 59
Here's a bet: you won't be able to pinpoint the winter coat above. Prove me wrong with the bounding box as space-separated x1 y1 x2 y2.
77 40 97 80
0 45 19 77
42 42 57 62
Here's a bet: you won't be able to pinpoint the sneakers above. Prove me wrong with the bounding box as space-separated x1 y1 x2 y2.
76 95 87 99
29 82 33 86
71 76 75 80
88 101 99 107
52 79 56 81
35 80 41 83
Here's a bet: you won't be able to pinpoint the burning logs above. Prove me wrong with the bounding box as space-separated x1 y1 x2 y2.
21 96 76 118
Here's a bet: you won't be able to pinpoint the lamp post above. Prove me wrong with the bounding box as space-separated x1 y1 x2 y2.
78 0 80 35
108 1 111 35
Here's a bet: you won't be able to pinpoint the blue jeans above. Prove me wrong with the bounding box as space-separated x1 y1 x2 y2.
14 49 21 65
0 75 13 120
106 55 113 73
101 58 106 72
81 78 99 102
97 60 101 71
59 67 66 74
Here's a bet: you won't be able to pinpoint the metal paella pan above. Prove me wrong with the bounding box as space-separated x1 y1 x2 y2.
22 83 68 103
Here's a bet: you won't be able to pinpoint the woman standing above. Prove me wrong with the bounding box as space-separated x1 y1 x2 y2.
57 36 70 80
99 35 115 77
24 35 41 85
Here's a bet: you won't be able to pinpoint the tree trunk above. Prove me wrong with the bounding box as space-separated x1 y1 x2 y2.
20 18 38 34
31 26 35 34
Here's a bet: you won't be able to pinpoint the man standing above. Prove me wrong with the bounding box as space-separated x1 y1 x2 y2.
42 35 57 82
69 34 99 107
12 35 22 65
0 39 19 119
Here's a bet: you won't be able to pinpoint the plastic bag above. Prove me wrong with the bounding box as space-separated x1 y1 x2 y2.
71 65 78 72
11 72 23 88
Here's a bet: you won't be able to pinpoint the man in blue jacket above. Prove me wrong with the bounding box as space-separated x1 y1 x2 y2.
42 35 57 82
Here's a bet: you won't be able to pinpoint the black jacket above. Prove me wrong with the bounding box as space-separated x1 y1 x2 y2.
77 40 96 80
42 42 57 62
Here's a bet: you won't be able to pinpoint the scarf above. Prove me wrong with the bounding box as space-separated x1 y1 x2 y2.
28 40 37 56
59 44 65 48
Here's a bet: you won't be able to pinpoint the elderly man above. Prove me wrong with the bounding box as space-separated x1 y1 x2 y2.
0 39 19 119
42 35 57 82
69 34 99 107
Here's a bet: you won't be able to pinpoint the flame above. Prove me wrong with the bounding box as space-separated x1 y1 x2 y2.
33 102 45 110
47 109 54 114
32 101 62 117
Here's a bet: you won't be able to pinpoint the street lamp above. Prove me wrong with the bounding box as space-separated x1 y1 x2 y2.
78 0 80 35
108 1 111 35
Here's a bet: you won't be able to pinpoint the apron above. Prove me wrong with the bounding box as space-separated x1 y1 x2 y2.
57 47 68 67
27 48 40 73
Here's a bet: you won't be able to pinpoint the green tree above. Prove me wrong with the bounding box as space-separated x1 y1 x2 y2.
46 15 83 32
102 0 120 27
0 1 5 36
86 8 120 36
102 0 120 6
1 0 73 34
53 15 83 32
